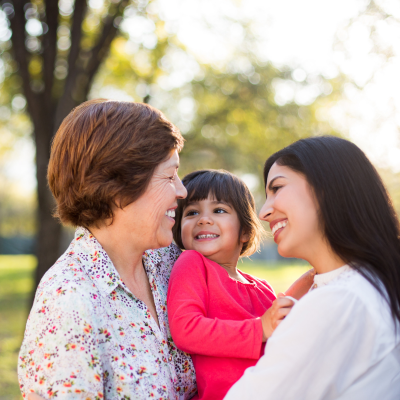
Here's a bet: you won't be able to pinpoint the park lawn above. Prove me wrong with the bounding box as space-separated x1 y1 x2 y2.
0 255 36 400
0 255 310 399
239 259 311 293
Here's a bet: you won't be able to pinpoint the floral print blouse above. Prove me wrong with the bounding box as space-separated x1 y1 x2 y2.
18 227 197 400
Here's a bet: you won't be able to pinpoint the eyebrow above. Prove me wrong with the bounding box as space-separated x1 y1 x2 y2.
267 176 286 191
210 200 230 206
185 199 230 207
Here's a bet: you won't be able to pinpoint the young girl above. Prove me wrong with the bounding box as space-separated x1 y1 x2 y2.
167 169 311 400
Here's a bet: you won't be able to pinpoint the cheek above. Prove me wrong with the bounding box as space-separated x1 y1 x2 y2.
288 193 320 238
180 222 192 248
146 186 173 219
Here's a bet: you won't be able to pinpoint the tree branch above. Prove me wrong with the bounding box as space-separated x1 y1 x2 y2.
42 0 59 118
61 0 88 99
54 0 130 129
9 0 41 126
82 0 130 96
66 0 88 75
53 0 88 131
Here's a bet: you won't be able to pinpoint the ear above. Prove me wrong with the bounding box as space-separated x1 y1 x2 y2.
240 230 250 244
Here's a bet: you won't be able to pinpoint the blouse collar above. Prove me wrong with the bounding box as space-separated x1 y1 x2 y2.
72 227 161 297
312 264 352 289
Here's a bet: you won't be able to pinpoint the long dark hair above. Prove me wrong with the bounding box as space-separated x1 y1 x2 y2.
264 136 400 323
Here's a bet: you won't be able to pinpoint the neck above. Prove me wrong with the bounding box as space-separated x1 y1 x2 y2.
219 261 239 277
306 240 346 274
89 223 145 284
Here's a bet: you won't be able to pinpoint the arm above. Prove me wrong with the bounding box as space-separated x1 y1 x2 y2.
285 268 315 300
224 287 376 400
167 252 263 360
18 287 104 399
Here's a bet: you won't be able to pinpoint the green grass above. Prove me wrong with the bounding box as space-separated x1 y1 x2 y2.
239 259 311 293
0 255 310 399
0 255 36 400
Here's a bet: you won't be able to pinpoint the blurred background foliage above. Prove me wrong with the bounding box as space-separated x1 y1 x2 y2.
0 0 399 268
1 0 400 398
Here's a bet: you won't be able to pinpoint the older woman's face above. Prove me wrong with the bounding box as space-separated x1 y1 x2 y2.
113 150 187 250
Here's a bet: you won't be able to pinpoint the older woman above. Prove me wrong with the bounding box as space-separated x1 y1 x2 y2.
18 100 197 399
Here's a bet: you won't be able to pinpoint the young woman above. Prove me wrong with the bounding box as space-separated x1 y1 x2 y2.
225 136 400 400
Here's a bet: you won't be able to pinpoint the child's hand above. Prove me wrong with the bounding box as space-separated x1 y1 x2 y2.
260 294 295 341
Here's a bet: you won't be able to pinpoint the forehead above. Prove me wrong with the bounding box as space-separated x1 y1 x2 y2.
266 163 309 190
267 163 292 181
158 149 180 170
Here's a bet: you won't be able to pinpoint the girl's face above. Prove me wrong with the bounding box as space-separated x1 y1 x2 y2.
259 162 322 261
181 196 249 267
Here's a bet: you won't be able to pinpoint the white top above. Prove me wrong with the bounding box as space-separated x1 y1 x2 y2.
225 265 400 400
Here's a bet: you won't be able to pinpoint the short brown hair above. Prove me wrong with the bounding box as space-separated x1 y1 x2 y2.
172 169 265 257
48 99 184 227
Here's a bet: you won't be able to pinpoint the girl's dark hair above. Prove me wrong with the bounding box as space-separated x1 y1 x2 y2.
264 136 400 323
173 169 265 257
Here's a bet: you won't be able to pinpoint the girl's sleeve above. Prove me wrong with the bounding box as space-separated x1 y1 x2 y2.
167 251 263 360
224 287 379 400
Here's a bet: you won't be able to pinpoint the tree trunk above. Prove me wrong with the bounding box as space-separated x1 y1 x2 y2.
29 120 62 305
7 0 130 305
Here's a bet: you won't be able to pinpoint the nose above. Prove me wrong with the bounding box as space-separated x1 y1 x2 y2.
198 215 214 226
175 177 187 199
259 198 273 221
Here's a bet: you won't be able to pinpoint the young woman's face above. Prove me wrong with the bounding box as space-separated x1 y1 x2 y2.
181 196 248 267
259 162 322 260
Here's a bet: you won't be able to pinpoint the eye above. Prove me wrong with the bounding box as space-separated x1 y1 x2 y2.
184 210 198 217
214 208 227 214
271 185 282 194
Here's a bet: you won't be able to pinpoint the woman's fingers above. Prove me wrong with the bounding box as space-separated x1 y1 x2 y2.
261 297 296 339
270 297 295 328
275 306 292 319
28 393 47 400
273 297 295 309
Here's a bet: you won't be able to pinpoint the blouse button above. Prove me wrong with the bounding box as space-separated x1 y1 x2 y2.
168 355 173 361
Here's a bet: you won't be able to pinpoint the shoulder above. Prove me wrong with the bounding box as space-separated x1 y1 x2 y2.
170 250 208 281
329 268 396 329
173 250 208 271
32 254 101 325
292 271 389 331
177 249 205 263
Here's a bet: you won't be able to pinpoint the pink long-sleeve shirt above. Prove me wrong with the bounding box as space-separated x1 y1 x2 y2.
167 250 276 400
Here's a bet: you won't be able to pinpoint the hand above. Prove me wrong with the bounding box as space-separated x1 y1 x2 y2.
285 268 315 300
28 393 46 400
260 294 295 341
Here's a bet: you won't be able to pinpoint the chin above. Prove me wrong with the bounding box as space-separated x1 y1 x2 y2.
155 232 173 249
277 243 294 258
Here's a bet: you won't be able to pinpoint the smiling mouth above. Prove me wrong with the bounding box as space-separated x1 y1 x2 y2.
195 234 219 239
271 220 288 236
165 210 175 218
